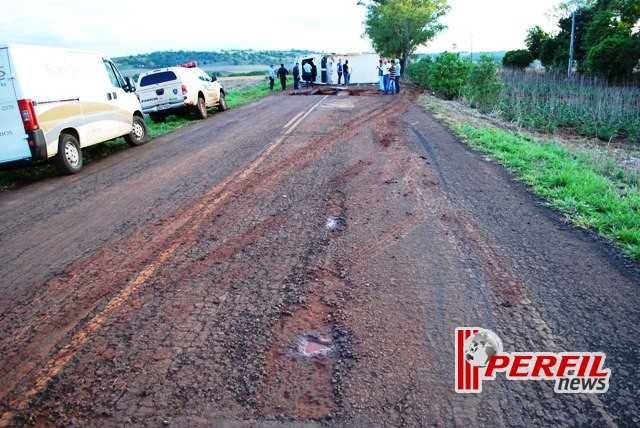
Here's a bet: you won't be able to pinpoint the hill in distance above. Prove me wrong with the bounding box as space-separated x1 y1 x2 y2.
114 49 318 70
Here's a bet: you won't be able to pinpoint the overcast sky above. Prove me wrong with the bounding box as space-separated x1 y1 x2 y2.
1 0 560 57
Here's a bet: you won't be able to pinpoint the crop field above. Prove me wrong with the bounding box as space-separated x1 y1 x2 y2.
500 71 640 143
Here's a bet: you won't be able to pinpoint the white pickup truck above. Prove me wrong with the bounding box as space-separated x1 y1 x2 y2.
136 62 227 123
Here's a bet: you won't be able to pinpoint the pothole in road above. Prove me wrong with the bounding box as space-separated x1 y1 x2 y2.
298 333 334 357
325 216 346 232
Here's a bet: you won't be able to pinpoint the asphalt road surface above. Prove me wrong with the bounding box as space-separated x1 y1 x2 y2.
0 87 638 427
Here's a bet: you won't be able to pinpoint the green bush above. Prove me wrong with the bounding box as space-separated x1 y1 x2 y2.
407 53 472 99
586 34 640 81
502 49 534 69
540 37 569 72
405 56 433 88
462 55 504 113
427 52 473 100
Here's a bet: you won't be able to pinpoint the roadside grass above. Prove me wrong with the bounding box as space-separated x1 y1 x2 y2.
0 80 275 192
224 70 267 77
453 123 640 259
226 81 273 108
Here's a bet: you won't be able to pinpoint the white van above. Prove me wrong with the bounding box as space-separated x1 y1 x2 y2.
0 44 149 174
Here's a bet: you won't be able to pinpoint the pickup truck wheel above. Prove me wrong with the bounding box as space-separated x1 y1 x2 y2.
55 134 83 174
149 112 166 123
125 115 149 146
218 92 228 111
195 96 207 119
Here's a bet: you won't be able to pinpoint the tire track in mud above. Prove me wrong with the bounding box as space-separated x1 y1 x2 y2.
409 121 530 311
1 93 405 425
345 114 434 264
245 98 410 421
258 190 350 420
0 97 331 425
137 97 401 424
250 93 463 426
153 95 403 423
407 108 621 426
321 114 451 426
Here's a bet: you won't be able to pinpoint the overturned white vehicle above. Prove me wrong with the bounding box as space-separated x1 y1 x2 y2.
296 53 381 85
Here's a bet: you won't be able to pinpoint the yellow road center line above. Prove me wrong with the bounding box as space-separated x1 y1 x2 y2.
283 111 304 129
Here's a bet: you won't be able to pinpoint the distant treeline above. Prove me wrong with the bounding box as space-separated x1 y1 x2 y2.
416 51 508 61
114 49 317 68
114 49 511 70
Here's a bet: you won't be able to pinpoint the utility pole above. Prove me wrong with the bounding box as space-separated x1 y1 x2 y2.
469 34 474 61
568 10 576 78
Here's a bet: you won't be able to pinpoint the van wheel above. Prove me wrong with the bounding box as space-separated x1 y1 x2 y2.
218 93 227 111
195 96 207 119
55 134 83 174
125 115 149 146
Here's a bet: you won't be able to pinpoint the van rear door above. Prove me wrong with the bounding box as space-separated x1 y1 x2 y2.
0 47 32 163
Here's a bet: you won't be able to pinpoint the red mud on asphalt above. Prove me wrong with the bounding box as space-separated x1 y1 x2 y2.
1 84 639 426
0 88 409 426
290 86 381 97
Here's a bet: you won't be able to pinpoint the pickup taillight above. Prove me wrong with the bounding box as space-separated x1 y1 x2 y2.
182 85 188 100
17 99 39 131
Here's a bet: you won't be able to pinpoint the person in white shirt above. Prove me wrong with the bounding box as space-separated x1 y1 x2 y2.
377 58 385 91
395 59 402 94
382 60 391 94
268 65 275 91
302 62 313 87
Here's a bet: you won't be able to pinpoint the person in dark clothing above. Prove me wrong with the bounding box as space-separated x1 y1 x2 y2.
293 62 300 90
277 64 288 90
343 60 351 85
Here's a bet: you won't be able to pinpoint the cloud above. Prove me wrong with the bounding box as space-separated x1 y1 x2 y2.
1 0 559 57
426 0 559 53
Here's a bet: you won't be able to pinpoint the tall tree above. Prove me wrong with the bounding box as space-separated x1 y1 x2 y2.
525 26 551 60
359 0 450 71
538 0 640 77
503 50 534 69
584 0 640 80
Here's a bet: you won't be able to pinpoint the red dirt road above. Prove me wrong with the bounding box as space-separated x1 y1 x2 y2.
0 87 638 427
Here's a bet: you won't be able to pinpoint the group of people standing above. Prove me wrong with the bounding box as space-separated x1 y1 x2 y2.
377 59 401 95
269 57 357 91
335 59 351 85
268 62 314 90
268 57 401 94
